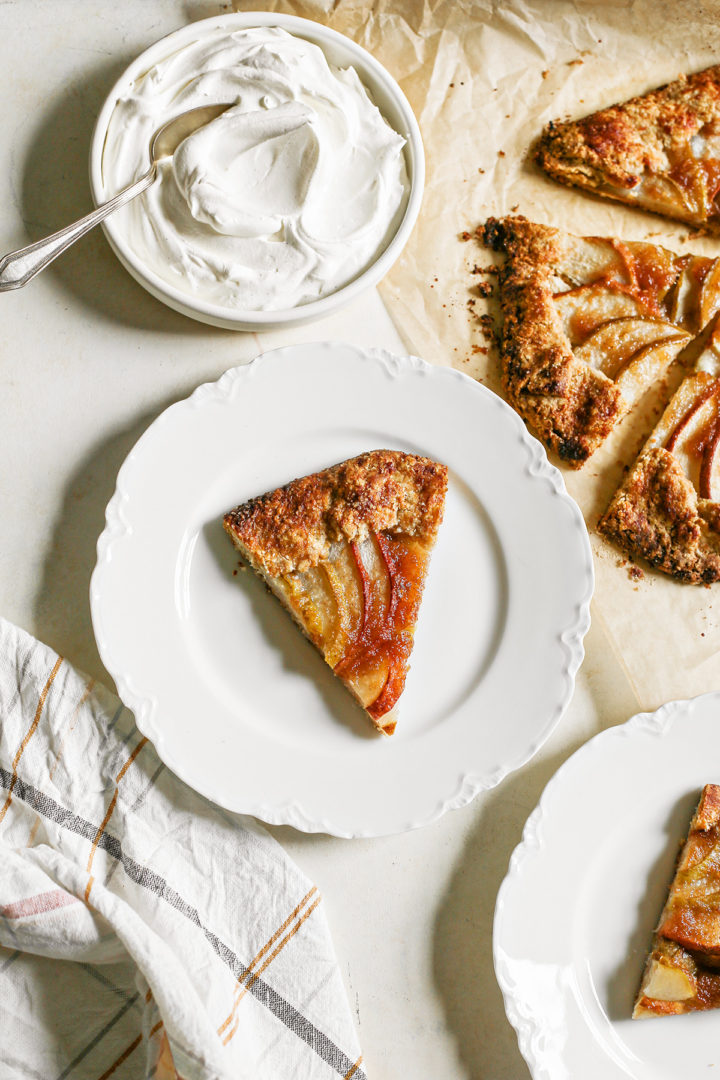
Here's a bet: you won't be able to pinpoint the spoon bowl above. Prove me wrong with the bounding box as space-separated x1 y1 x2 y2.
150 103 231 162
0 103 233 291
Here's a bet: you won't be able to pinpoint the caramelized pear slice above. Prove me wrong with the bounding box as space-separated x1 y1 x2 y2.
699 258 720 329
623 174 696 215
573 317 689 377
668 257 712 330
556 234 630 286
654 374 720 498
614 336 692 407
638 958 696 1004
553 284 647 345
321 546 364 668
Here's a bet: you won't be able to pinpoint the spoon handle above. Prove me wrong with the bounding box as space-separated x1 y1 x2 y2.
0 166 157 291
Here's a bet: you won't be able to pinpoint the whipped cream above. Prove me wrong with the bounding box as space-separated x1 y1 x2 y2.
102 26 410 311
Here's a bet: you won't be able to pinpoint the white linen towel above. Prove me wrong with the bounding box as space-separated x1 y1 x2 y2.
0 618 365 1080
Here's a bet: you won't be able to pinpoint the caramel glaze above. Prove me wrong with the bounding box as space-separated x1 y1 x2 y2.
609 239 681 319
657 814 720 990
556 240 698 342
703 159 720 212
666 382 720 498
669 154 720 216
694 969 720 1006
333 531 428 725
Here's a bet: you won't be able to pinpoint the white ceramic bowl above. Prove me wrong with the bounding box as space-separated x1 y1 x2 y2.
89 13 424 331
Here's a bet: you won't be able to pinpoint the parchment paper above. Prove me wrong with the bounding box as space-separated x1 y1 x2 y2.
233 0 720 711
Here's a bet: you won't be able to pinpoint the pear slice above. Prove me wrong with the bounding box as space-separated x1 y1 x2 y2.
556 234 631 287
637 959 695 1005
699 258 720 329
573 317 690 377
553 284 647 345
668 256 712 330
614 336 692 408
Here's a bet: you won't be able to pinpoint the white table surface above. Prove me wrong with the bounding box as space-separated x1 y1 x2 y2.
0 2 642 1077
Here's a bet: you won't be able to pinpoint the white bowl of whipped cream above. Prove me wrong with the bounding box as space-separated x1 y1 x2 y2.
89 13 424 330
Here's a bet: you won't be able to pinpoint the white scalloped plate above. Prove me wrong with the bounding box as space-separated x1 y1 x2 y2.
494 692 720 1080
90 343 592 837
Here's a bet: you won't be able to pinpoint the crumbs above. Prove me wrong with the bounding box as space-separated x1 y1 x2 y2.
459 225 500 366
476 313 495 338
616 556 645 583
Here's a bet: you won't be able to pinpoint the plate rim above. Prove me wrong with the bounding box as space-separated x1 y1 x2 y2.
492 690 720 1079
90 342 594 836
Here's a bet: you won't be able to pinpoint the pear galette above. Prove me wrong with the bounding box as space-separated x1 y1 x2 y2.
223 450 447 734
536 65 720 233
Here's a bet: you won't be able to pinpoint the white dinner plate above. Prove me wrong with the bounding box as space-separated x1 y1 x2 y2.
90 343 592 837
494 692 720 1080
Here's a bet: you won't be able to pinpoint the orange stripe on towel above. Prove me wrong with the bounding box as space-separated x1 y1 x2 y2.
217 886 318 1037
222 893 322 1046
85 737 148 904
0 656 64 824
344 1057 364 1080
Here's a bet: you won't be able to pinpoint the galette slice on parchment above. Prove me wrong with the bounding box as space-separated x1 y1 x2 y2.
536 65 720 233
599 322 720 583
482 215 720 466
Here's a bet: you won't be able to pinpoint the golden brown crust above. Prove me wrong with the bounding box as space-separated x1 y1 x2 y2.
634 785 720 1018
482 216 622 463
481 216 695 465
599 356 720 583
599 446 720 583
224 450 448 581
536 66 720 231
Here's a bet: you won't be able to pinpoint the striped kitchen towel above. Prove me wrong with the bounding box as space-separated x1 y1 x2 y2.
0 617 364 1080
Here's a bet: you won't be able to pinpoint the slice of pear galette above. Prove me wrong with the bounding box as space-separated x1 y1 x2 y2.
223 450 447 734
536 65 720 233
482 215 720 466
634 784 720 1018
599 326 720 582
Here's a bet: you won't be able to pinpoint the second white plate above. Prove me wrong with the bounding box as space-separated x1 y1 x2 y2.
495 691 720 1080
90 343 592 836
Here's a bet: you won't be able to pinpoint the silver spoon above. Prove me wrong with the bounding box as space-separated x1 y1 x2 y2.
0 103 233 291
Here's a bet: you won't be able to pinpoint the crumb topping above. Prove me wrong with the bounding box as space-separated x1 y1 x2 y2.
480 215 624 464
599 446 720 582
224 450 448 578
